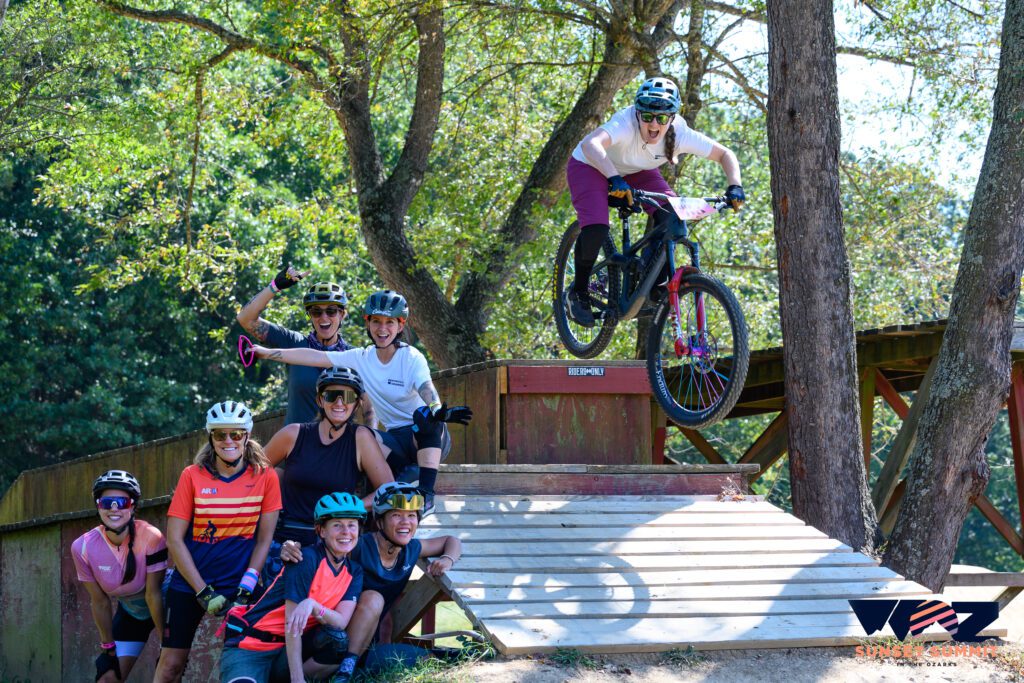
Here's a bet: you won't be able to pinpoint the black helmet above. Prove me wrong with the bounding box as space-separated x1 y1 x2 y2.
317 367 364 395
303 282 348 309
92 470 142 502
363 290 408 320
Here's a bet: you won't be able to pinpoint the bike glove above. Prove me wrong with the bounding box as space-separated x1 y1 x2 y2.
608 175 634 208
724 185 746 212
197 585 229 615
272 264 302 291
433 403 473 425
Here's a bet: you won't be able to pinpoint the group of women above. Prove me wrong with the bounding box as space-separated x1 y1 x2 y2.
69 74 743 682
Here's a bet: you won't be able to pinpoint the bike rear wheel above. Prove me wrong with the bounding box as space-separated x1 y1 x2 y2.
553 222 620 359
646 273 749 428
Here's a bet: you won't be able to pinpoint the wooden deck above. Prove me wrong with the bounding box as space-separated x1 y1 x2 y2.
415 495 1008 653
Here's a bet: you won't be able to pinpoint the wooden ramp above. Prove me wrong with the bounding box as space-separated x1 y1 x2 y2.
415 494 1008 654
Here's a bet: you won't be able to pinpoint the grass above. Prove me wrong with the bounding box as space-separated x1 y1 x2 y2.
548 647 600 669
662 645 706 667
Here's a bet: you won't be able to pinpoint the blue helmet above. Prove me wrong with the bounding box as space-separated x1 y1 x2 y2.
314 492 366 524
363 290 408 321
635 77 681 113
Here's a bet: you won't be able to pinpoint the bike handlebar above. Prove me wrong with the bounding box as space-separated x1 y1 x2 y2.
629 189 731 215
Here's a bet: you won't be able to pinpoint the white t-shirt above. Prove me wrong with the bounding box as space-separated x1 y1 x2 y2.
571 106 715 176
325 345 432 430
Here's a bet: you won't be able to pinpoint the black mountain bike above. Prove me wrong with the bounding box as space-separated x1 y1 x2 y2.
553 190 750 429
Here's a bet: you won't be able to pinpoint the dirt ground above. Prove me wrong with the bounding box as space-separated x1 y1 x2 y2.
426 579 1024 682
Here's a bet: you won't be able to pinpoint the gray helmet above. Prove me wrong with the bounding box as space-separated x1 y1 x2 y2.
372 482 425 518
303 282 348 309
317 367 364 395
93 470 142 502
635 77 680 113
363 290 408 321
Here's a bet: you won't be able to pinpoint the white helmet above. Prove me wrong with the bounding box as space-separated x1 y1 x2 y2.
205 400 254 433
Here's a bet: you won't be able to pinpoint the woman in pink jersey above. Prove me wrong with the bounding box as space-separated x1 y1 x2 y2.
71 470 167 682
154 401 282 683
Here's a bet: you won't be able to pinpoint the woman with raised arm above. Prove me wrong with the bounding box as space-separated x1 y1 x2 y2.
154 401 282 683
566 76 745 326
237 265 353 424
249 290 472 516
71 470 167 683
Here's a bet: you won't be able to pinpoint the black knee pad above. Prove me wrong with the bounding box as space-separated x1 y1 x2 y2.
310 626 349 665
413 417 444 449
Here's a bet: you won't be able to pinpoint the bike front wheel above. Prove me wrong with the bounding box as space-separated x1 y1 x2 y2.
553 222 620 359
646 273 749 428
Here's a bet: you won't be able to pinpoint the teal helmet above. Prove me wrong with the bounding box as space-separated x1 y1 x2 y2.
635 76 680 113
363 290 408 321
314 492 366 524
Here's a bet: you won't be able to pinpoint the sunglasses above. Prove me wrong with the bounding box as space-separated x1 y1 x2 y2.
97 496 133 510
321 388 359 404
639 111 673 125
211 430 247 442
308 306 342 318
383 492 425 511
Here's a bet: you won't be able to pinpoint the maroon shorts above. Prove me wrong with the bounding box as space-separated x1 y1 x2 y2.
566 157 676 227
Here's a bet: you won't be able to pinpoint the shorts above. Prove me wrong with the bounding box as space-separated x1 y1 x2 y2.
162 587 231 650
220 628 340 683
566 157 676 227
379 424 450 480
112 601 155 658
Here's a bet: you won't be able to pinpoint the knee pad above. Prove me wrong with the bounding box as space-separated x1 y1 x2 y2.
413 417 443 450
310 626 349 665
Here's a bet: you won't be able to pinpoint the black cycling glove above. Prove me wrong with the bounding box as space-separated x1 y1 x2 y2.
724 185 746 212
272 264 303 291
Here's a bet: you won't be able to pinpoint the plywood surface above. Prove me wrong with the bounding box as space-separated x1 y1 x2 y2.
425 495 987 654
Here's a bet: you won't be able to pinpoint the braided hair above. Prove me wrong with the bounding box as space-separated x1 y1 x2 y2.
121 519 138 585
664 118 677 167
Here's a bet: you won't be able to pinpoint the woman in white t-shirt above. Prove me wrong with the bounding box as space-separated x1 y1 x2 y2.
251 290 471 516
566 76 745 326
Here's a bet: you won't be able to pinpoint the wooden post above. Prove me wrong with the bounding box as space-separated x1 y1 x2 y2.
874 369 910 420
652 402 667 465
680 428 726 465
872 357 938 514
860 367 876 475
1008 362 1024 540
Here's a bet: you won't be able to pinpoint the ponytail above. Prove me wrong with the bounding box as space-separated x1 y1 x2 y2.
121 518 138 585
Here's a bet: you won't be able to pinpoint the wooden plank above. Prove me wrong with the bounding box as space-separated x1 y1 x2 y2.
860 367 876 473
433 497 781 514
874 369 911 420
1009 362 1024 540
434 472 751 496
507 365 651 394
420 511 808 528
944 571 1024 587
438 464 759 474
738 411 788 477
482 613 1005 654
451 552 875 573
872 357 937 513
651 403 667 465
680 428 727 465
416 524 832 543
975 493 1024 555
471 598 863 620
460 366 500 465
448 565 905 588
456 580 932 604
390 574 445 641
452 538 852 557
878 478 906 536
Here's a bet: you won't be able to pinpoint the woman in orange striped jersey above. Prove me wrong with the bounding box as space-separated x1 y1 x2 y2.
154 401 282 683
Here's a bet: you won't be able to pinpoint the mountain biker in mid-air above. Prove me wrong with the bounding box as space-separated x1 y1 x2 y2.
566 76 745 326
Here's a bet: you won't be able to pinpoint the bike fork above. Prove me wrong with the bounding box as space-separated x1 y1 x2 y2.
666 241 703 359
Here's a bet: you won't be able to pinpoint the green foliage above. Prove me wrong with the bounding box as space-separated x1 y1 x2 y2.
662 645 706 667
548 647 599 669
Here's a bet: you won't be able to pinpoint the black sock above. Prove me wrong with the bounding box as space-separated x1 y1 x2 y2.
573 223 610 295
418 467 438 495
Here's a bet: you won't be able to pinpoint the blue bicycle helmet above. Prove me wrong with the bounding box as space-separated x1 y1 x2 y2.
314 492 367 524
363 290 409 321
635 77 681 113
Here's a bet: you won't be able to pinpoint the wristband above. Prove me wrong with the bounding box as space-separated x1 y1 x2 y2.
239 568 259 593
317 605 327 621
268 280 280 293
429 401 442 414
100 641 116 651
439 554 457 565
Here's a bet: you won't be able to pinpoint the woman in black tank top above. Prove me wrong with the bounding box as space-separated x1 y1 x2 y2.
264 367 393 546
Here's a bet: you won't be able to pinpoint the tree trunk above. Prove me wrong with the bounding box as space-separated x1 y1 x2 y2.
884 0 1024 591
766 0 879 552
